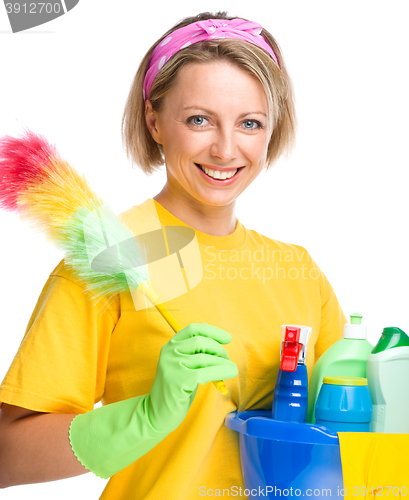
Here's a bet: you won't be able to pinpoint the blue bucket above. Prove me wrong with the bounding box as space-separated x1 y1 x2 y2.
225 411 343 498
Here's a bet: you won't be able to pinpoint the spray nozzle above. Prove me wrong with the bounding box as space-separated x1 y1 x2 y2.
280 326 302 372
280 325 313 371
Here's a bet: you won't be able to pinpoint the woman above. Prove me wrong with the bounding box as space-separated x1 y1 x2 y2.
0 12 346 499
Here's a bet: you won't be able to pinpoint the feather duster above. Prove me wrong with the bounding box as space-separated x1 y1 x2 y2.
0 127 150 300
0 127 226 393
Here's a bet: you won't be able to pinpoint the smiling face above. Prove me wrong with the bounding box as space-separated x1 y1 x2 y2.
145 60 273 208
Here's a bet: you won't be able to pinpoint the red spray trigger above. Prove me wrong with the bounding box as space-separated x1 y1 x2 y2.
280 326 302 372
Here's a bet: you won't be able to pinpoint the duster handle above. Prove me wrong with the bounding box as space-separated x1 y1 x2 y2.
136 280 228 395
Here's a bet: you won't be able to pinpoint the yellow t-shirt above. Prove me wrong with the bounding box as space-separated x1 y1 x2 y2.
0 198 347 499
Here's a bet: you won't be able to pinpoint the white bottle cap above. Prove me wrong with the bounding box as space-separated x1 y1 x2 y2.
343 313 368 339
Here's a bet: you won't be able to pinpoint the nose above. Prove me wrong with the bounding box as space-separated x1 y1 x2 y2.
210 127 238 163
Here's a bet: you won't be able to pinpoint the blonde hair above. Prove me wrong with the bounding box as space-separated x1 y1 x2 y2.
121 12 297 175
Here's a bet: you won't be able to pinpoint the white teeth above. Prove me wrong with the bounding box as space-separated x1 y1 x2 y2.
198 164 238 179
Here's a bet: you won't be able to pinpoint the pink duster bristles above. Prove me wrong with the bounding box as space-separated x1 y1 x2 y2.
0 127 103 244
0 127 56 211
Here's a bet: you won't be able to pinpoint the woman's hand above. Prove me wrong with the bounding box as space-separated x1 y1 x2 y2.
148 323 238 433
67 323 238 479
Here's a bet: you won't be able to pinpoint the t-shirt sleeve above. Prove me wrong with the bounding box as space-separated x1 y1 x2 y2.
0 260 119 414
312 256 348 361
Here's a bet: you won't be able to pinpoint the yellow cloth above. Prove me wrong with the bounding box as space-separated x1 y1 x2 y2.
338 433 409 499
0 198 346 499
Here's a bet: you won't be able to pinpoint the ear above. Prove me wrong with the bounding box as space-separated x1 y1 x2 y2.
145 100 162 144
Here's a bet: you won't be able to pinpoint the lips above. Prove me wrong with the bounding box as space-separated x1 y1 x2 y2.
195 163 244 185
195 163 240 172
195 163 242 179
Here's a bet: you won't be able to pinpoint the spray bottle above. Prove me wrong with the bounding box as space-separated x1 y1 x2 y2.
272 325 312 423
366 327 409 432
307 313 373 424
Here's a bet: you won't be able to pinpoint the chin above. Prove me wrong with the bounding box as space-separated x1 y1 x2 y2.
195 192 238 207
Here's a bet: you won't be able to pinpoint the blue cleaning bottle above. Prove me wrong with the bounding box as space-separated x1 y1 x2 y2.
272 325 312 423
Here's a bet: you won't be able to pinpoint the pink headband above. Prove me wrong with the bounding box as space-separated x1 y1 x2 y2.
143 18 279 102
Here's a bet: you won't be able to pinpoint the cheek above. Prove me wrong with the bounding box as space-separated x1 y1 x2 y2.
245 135 270 160
164 130 208 159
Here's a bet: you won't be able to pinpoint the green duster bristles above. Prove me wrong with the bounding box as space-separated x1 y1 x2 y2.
63 203 150 302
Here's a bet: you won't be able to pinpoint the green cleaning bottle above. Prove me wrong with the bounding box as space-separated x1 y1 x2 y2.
307 313 373 424
366 327 409 432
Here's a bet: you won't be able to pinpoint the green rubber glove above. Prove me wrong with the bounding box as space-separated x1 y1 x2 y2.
69 323 238 478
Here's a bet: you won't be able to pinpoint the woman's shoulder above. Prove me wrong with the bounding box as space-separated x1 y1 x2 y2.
49 259 78 281
42 259 121 319
48 259 92 288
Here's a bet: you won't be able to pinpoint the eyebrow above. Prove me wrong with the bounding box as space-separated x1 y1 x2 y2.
182 106 268 118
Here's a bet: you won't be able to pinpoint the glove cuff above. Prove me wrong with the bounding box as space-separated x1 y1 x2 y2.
69 394 167 479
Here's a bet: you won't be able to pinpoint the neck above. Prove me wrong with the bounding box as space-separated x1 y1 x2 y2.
153 185 237 237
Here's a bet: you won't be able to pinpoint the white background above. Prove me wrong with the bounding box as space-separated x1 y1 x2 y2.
0 0 408 498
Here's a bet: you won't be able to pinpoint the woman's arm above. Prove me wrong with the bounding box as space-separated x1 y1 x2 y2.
0 403 89 489
0 323 238 485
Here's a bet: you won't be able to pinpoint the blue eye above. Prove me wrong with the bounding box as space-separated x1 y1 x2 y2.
188 116 208 127
243 120 262 130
